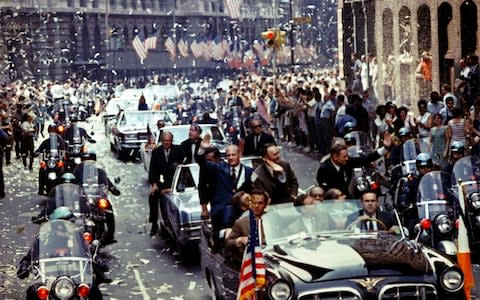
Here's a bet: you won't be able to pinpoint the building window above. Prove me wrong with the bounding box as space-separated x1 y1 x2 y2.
82 24 89 60
80 0 87 7
140 0 147 10
132 0 137 10
110 0 116 9
92 0 99 8
122 0 128 9
67 0 74 7
123 26 130 47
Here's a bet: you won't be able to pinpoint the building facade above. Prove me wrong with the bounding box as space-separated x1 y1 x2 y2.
338 0 479 107
0 0 277 83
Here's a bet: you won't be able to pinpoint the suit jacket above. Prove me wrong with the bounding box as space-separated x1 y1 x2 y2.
225 214 266 258
243 132 275 157
316 151 382 197
345 209 395 231
148 145 185 189
252 160 299 205
181 138 202 164
198 158 253 217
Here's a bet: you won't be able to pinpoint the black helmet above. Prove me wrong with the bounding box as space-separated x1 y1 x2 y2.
416 153 433 168
398 127 411 138
48 124 57 133
69 114 78 122
343 121 357 134
82 151 97 161
450 141 465 154
344 133 357 146
61 173 76 183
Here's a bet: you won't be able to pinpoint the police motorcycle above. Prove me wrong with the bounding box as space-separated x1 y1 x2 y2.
390 138 429 208
415 170 459 256
17 218 103 300
452 155 480 254
73 157 119 246
345 132 383 198
37 133 66 196
64 116 95 172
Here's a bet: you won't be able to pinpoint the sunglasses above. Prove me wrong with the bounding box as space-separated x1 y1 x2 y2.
253 125 262 129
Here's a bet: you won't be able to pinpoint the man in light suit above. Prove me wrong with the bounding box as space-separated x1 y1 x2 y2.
243 117 275 157
225 189 268 260
252 143 298 204
148 131 185 236
197 136 253 233
346 190 399 233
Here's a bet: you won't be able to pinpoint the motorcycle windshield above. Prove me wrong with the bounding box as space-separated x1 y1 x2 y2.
47 183 89 215
347 145 374 158
348 131 375 149
401 139 419 161
417 171 453 219
452 156 480 195
48 134 60 157
79 161 108 197
72 124 81 143
36 220 93 283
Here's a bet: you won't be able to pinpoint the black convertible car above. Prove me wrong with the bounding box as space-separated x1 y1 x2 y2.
201 200 466 299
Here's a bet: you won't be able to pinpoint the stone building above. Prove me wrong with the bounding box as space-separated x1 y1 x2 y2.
338 0 479 107
0 0 276 83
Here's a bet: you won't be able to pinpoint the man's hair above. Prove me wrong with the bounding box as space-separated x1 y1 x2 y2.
161 131 173 141
360 190 378 201
294 194 308 206
260 143 277 158
250 188 270 204
330 142 348 156
204 146 221 159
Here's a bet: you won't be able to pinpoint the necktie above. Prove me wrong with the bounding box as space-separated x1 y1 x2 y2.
165 149 170 162
368 221 374 231
254 136 258 151
231 167 237 184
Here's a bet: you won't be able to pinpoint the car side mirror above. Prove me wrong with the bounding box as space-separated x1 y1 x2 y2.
176 184 185 193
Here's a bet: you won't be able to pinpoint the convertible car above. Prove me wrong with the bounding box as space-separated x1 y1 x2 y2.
159 156 263 258
201 200 466 300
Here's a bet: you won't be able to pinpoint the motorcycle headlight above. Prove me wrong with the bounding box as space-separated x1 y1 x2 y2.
52 276 75 299
435 214 453 234
440 267 464 293
47 159 56 169
355 177 368 192
268 280 292 300
470 193 480 209
74 157 82 164
48 172 57 180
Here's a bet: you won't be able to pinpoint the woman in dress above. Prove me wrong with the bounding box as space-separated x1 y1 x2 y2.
430 113 448 168
445 107 471 157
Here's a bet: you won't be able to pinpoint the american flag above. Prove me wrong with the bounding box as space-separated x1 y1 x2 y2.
224 0 242 19
144 31 158 50
236 210 266 300
190 39 203 58
164 36 176 60
178 39 189 58
132 32 147 64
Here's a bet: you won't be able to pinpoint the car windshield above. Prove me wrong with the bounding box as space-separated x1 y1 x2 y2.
261 200 362 245
37 220 90 259
120 111 174 127
417 171 454 219
151 85 180 99
452 156 480 195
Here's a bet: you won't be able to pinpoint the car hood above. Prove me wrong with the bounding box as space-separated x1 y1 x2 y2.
268 234 430 282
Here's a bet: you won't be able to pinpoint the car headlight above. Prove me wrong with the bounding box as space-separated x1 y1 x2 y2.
440 267 464 293
52 276 75 299
268 280 292 300
48 172 57 180
435 214 453 234
470 193 480 209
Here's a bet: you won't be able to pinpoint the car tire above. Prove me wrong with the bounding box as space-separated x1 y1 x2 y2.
116 149 128 161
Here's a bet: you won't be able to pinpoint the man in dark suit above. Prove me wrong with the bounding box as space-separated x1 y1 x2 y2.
316 132 391 197
181 124 202 164
197 138 253 233
346 190 399 233
243 117 275 157
252 143 298 204
148 131 185 236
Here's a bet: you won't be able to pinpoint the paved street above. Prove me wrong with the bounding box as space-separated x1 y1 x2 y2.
1 114 479 299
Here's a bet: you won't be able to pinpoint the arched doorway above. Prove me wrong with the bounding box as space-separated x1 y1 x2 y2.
438 2 452 87
460 0 477 58
399 6 412 105
382 8 394 101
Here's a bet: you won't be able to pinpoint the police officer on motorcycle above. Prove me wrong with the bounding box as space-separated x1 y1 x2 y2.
63 114 95 145
398 153 434 233
443 141 465 175
388 127 414 166
73 151 120 245
35 124 67 195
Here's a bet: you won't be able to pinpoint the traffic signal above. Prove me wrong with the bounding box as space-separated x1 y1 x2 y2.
261 30 275 47
275 30 287 48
